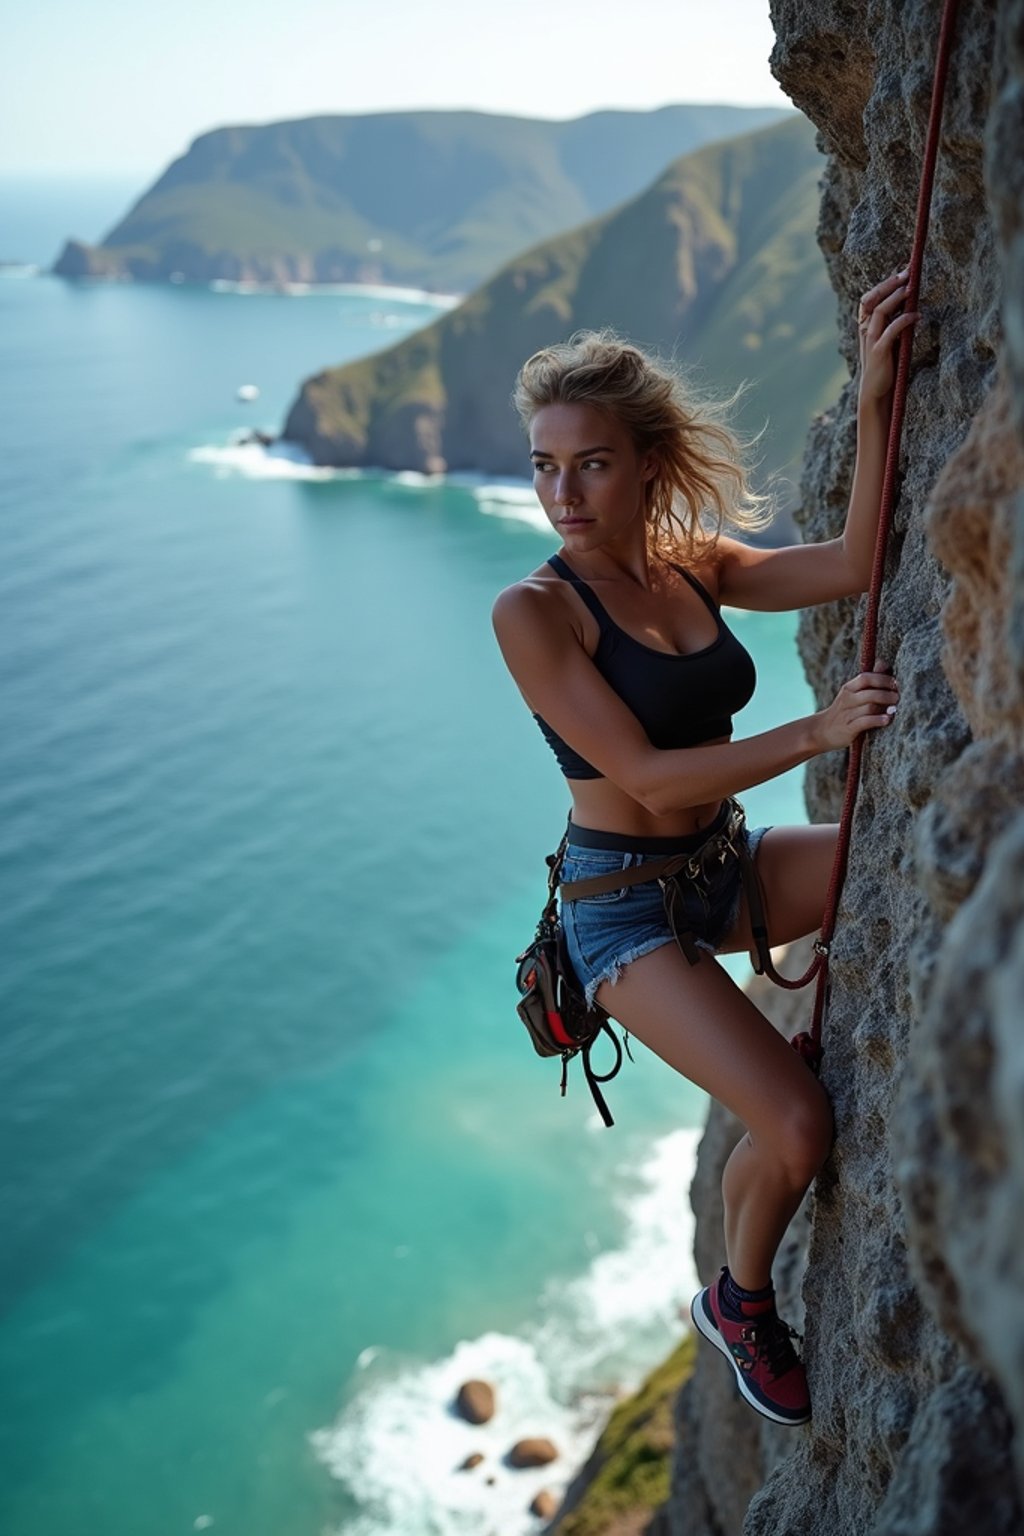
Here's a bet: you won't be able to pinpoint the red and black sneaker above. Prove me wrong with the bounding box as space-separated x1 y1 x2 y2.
690 1267 811 1426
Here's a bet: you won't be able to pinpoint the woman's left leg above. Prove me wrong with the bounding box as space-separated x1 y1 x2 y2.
715 822 840 1273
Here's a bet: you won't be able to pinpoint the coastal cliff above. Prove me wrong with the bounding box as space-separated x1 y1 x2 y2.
548 0 1024 1531
50 106 786 293
282 115 843 498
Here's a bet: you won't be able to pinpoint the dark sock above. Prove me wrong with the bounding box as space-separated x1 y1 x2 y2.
719 1266 776 1321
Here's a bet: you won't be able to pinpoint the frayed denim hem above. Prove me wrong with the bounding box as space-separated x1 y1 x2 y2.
582 934 679 1011
572 821 773 1009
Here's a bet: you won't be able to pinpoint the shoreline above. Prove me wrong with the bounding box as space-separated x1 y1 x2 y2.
34 269 463 305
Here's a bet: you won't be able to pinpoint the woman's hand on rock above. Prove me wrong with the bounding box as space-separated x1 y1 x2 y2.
811 666 900 752
857 267 920 406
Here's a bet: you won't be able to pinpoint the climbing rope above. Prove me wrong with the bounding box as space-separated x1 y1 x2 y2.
763 0 963 1072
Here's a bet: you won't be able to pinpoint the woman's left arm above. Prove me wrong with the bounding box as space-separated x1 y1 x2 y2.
717 267 920 612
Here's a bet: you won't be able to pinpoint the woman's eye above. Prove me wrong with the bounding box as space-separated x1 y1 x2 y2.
532 461 554 473
583 460 607 471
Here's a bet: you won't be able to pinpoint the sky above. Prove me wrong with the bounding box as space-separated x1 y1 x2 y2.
2 0 789 178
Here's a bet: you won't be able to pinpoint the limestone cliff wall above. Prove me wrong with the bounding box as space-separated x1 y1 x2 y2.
659 1 1024 1533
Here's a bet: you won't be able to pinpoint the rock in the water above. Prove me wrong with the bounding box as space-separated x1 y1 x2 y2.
530 1488 561 1519
457 1451 484 1471
454 1379 495 1425
508 1436 558 1468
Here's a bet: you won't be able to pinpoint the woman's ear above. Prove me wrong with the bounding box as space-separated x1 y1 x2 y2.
640 451 659 483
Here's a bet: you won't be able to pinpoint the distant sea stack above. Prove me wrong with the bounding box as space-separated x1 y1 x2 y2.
282 115 842 496
51 105 789 293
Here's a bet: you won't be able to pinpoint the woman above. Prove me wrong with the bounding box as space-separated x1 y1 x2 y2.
491 270 915 1427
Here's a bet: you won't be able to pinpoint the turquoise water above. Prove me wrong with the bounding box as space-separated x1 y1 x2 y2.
0 210 815 1536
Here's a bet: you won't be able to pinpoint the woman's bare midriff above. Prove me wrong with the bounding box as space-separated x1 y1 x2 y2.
565 738 732 841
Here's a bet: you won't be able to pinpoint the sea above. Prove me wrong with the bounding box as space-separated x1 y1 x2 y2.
0 179 815 1536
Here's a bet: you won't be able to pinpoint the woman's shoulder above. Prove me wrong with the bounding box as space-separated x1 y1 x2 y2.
493 553 572 605
491 559 586 654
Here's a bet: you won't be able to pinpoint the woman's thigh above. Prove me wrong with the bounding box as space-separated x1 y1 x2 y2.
593 941 829 1139
718 823 838 955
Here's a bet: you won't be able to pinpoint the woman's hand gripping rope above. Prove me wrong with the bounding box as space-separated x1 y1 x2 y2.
857 266 921 405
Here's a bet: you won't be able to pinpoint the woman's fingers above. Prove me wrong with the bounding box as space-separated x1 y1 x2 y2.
847 670 899 692
876 310 920 341
861 265 910 309
874 281 911 316
844 679 900 730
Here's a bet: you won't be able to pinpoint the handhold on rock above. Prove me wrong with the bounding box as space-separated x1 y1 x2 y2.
530 1489 561 1519
455 1379 496 1424
508 1436 558 1468
458 1452 484 1471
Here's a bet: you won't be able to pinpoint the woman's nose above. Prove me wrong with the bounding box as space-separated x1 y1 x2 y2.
554 473 580 505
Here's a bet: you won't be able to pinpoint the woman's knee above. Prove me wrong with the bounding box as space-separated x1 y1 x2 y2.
764 1084 835 1186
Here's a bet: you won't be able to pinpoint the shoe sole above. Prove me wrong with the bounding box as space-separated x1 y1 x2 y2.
689 1285 811 1427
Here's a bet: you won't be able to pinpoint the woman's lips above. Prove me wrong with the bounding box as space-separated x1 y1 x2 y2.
559 516 592 526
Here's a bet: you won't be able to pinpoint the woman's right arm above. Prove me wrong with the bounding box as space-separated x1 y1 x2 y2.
491 583 899 816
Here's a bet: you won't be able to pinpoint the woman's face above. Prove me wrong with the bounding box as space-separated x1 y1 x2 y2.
529 402 655 550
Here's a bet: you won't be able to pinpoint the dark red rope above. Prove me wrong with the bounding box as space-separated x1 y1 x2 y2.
766 0 962 1073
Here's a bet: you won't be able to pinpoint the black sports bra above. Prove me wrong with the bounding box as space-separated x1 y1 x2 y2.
532 553 756 780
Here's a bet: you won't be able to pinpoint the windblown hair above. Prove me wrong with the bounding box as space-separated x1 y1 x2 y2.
513 330 772 563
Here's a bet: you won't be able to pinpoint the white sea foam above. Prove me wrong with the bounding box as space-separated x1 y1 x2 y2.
311 1126 700 1536
186 440 548 534
187 440 360 482
205 278 460 307
465 482 549 534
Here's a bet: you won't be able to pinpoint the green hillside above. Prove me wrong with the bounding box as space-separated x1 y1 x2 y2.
282 115 844 501
51 105 789 292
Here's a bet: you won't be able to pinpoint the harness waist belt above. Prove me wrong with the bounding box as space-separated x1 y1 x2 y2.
559 800 745 900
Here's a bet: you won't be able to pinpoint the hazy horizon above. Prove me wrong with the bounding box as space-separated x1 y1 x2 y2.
2 0 788 177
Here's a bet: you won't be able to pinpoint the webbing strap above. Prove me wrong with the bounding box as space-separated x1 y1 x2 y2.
761 0 962 1073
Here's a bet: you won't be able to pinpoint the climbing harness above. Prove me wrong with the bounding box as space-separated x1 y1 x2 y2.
515 829 625 1127
759 0 963 1073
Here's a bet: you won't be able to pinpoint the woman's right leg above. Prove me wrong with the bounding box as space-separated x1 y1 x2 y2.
592 941 833 1290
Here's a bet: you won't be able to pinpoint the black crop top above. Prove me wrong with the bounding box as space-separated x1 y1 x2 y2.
532 553 756 780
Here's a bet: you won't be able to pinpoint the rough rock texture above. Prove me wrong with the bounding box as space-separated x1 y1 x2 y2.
656 1 1024 1533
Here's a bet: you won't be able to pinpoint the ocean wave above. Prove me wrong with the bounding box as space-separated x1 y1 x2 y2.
310 1126 700 1536
187 440 360 482
187 440 547 531
466 482 550 535
205 278 460 307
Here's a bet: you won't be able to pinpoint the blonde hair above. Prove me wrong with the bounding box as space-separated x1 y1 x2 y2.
512 330 772 563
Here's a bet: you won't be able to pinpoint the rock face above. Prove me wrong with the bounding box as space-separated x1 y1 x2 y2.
652 1 1024 1533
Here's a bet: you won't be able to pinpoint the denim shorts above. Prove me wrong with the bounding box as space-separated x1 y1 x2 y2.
559 798 771 1010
